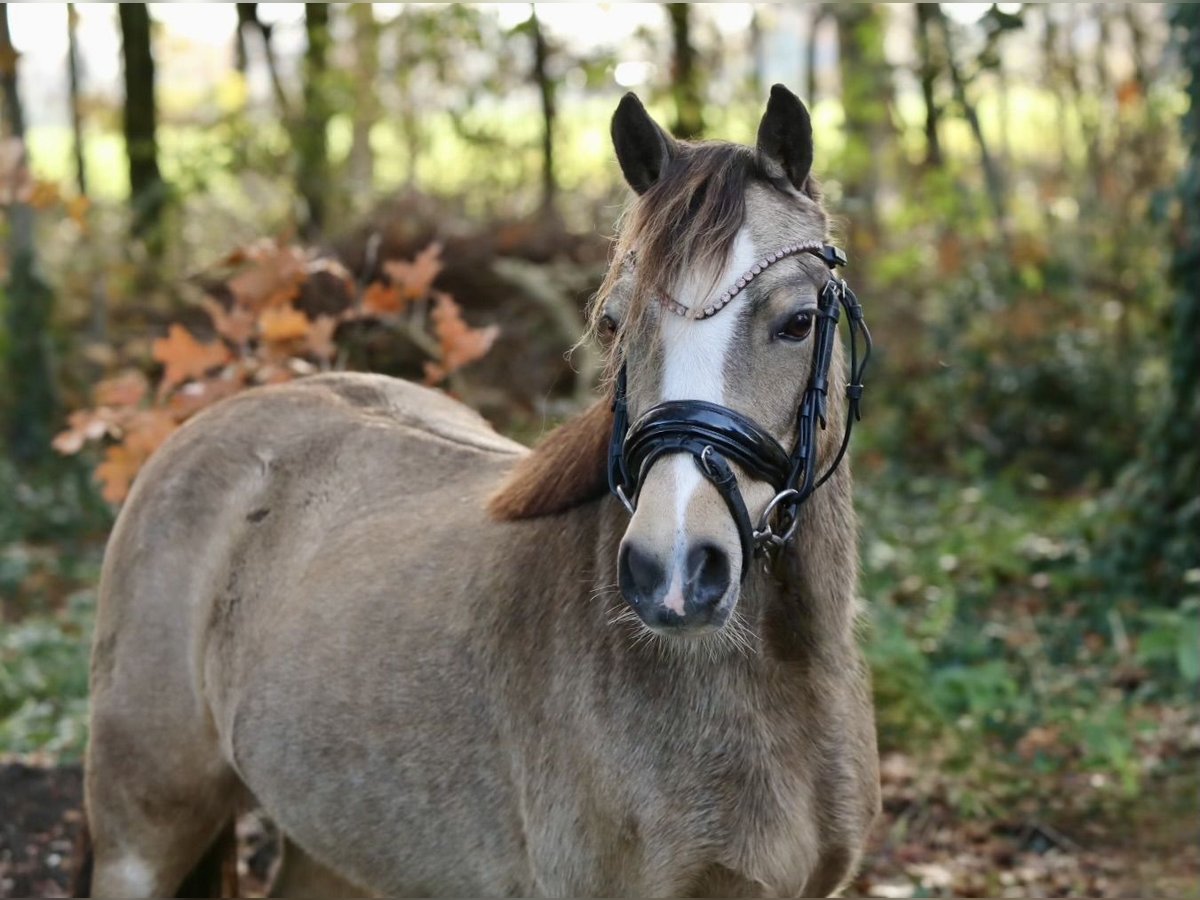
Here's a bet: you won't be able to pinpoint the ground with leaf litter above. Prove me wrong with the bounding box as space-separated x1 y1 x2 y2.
2 755 1195 899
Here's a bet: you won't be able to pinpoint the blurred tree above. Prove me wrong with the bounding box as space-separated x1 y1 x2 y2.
915 3 942 166
666 4 704 139
527 6 557 211
833 4 896 241
928 5 1006 223
66 3 85 197
298 3 331 238
235 4 290 118
801 5 828 106
1 4 59 466
118 3 165 252
1111 4 1200 601
348 4 379 199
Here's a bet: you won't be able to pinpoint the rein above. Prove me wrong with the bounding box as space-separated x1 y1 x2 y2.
606 242 872 579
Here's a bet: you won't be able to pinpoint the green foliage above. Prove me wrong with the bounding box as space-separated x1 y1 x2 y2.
1100 4 1200 604
0 590 93 758
860 466 1196 810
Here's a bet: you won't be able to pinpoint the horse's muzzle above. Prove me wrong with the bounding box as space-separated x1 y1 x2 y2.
618 540 733 632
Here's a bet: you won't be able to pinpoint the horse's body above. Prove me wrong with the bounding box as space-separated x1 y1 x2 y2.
83 86 880 897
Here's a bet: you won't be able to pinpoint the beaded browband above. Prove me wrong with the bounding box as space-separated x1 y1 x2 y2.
655 240 848 321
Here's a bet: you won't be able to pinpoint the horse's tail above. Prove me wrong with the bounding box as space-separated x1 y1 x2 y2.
71 816 239 898
71 818 93 897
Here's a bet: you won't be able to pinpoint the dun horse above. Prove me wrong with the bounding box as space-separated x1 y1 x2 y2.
80 85 880 898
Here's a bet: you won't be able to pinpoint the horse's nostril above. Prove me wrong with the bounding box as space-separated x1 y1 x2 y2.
686 543 731 612
618 542 667 607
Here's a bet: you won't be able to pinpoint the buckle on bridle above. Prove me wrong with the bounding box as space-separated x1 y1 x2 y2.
752 488 801 553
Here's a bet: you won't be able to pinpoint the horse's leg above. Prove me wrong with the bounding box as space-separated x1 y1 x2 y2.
85 700 240 898
85 616 242 897
269 836 375 899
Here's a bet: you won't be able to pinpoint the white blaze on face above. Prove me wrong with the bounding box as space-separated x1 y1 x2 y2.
657 228 758 575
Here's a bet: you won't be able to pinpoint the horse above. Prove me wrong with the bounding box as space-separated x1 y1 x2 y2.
79 84 880 898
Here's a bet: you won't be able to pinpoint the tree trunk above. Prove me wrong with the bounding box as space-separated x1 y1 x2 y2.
915 3 942 166
529 7 557 211
1 4 59 466
67 3 86 196
666 4 704 139
833 4 896 237
118 3 165 250
347 3 378 201
930 4 1006 223
298 2 331 238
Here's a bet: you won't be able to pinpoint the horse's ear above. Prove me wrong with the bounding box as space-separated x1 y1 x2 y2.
487 396 613 521
755 83 815 196
611 92 676 195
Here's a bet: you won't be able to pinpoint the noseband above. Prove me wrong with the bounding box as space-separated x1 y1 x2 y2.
606 242 872 580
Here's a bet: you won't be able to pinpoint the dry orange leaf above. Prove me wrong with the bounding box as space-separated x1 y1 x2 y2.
259 305 311 343
384 243 443 302
227 242 307 312
95 442 145 504
153 324 231 395
123 409 179 458
167 373 245 420
362 281 405 316
94 370 148 408
202 296 256 345
423 291 498 385
52 408 122 455
304 316 338 361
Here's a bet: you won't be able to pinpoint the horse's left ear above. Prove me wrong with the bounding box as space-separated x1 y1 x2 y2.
756 84 815 196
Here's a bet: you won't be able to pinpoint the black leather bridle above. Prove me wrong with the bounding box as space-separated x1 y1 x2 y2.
606 242 871 580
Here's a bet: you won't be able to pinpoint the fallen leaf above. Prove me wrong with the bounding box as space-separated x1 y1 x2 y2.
304 316 338 361
422 291 498 385
384 243 443 302
153 324 231 396
95 443 144 504
94 370 148 408
202 296 256 345
52 408 122 455
167 374 244 420
227 242 307 311
259 305 311 344
362 281 405 315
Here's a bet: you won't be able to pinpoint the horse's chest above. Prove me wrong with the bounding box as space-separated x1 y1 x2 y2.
606 727 820 894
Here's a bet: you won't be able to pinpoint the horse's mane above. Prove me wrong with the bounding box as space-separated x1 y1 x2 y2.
489 141 770 521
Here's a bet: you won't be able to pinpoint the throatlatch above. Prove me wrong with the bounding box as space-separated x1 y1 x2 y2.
607 242 872 579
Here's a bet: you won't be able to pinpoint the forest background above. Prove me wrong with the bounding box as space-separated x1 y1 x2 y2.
0 4 1197 897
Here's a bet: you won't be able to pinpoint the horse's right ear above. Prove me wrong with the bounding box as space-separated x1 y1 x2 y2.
611 92 675 195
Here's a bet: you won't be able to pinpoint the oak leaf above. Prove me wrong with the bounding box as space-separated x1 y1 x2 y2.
153 324 232 396
52 408 123 455
202 296 256 345
95 443 144 504
227 242 307 311
384 243 443 303
304 316 339 361
362 281 404 315
94 370 149 408
259 305 311 344
422 292 499 385
167 374 245 420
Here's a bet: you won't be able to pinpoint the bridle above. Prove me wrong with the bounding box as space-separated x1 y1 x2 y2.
606 241 872 580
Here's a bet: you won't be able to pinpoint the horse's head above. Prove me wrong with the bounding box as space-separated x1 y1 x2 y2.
598 85 868 638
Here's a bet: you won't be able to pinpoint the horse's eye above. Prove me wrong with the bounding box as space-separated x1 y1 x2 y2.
777 310 815 342
598 314 619 339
